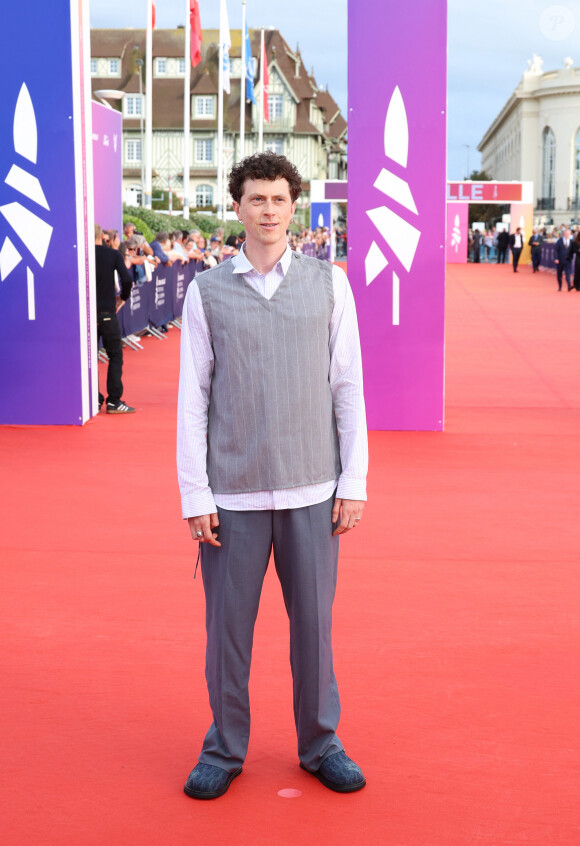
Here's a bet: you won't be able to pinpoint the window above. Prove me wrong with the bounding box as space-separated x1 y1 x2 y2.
542 127 556 200
155 57 167 76
264 139 283 155
90 58 98 76
178 58 186 75
195 184 214 207
195 139 213 163
268 94 283 120
124 95 143 117
126 140 142 163
195 96 214 118
108 58 120 76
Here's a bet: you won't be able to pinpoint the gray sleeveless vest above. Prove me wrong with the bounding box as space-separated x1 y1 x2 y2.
196 252 341 494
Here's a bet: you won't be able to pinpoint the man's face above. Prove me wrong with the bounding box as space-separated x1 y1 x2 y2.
564 229 571 238
233 178 297 251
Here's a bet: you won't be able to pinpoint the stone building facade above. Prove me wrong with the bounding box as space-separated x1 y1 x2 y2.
478 55 580 226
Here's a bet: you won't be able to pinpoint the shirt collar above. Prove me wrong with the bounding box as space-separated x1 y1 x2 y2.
232 241 293 276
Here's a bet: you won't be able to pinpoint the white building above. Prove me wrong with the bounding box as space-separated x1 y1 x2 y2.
478 55 580 225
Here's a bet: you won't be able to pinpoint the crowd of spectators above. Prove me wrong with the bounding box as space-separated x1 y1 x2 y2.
467 224 580 265
102 221 342 280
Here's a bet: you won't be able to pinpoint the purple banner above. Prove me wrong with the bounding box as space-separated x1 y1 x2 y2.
118 277 151 337
446 203 468 263
310 202 332 231
149 270 174 328
172 264 191 318
92 102 122 235
0 0 94 425
324 182 347 201
348 0 447 430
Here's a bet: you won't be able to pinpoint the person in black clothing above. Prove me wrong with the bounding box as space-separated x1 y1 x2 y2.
555 228 573 291
94 223 136 414
472 229 481 263
528 228 543 273
496 229 510 263
509 228 524 272
568 231 580 291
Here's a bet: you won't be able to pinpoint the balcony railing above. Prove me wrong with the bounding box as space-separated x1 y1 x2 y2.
535 197 555 210
567 196 580 211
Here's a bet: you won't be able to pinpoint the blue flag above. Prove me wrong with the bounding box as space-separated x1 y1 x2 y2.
244 22 257 105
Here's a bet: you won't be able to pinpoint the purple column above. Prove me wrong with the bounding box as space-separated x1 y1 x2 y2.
348 0 447 430
92 103 122 235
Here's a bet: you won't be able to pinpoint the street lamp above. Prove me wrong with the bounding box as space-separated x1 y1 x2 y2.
462 143 470 180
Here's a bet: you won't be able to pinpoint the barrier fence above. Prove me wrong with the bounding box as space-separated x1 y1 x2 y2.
116 260 203 342
540 243 556 269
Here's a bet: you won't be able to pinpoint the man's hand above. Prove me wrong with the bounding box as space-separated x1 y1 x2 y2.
188 513 221 547
115 296 126 313
332 498 364 535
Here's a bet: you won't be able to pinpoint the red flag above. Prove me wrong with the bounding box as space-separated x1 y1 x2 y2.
152 1 156 29
190 0 202 67
263 40 269 123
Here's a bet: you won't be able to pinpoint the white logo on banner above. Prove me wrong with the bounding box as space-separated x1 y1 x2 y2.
364 86 421 326
450 214 462 252
0 84 54 320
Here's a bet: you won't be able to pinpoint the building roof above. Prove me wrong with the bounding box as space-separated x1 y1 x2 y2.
90 27 345 140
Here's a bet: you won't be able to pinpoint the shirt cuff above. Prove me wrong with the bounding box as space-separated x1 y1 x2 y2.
336 478 367 501
181 490 218 519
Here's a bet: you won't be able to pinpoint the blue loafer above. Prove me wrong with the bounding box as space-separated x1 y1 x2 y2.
184 763 242 799
300 751 366 793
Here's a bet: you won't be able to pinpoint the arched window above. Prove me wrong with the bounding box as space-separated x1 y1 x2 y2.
195 184 213 207
542 127 556 202
573 128 580 208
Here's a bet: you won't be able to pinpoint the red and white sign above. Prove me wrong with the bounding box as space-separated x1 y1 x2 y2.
447 182 523 203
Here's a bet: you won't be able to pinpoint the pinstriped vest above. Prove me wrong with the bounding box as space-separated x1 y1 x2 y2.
196 252 341 494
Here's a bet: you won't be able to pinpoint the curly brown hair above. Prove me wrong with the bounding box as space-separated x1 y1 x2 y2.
228 151 302 203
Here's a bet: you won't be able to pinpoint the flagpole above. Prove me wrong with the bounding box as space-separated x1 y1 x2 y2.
145 0 153 209
239 0 246 163
183 0 191 220
258 26 264 153
217 21 224 219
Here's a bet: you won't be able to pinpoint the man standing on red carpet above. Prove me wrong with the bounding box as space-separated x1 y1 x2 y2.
177 152 368 799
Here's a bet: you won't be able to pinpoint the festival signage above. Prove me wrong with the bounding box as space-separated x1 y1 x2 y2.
348 0 447 430
446 202 468 263
310 202 332 231
447 182 523 203
92 102 122 235
0 0 95 425
172 264 190 318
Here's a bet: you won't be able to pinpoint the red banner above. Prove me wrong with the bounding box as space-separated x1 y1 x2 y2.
447 182 523 202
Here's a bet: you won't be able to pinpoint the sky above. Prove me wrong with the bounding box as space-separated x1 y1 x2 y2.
90 0 579 180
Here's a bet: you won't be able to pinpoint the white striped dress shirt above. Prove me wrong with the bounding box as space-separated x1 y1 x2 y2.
177 244 368 517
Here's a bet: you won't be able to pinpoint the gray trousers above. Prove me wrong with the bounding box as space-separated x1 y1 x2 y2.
198 493 343 772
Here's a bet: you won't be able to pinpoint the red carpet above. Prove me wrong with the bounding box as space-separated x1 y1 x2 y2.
1 261 580 844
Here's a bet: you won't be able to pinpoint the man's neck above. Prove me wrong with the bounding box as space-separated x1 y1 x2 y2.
243 240 287 275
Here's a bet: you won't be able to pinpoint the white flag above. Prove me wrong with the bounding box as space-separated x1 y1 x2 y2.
220 0 231 94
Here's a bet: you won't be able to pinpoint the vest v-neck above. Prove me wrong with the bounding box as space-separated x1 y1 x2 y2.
238 253 302 304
